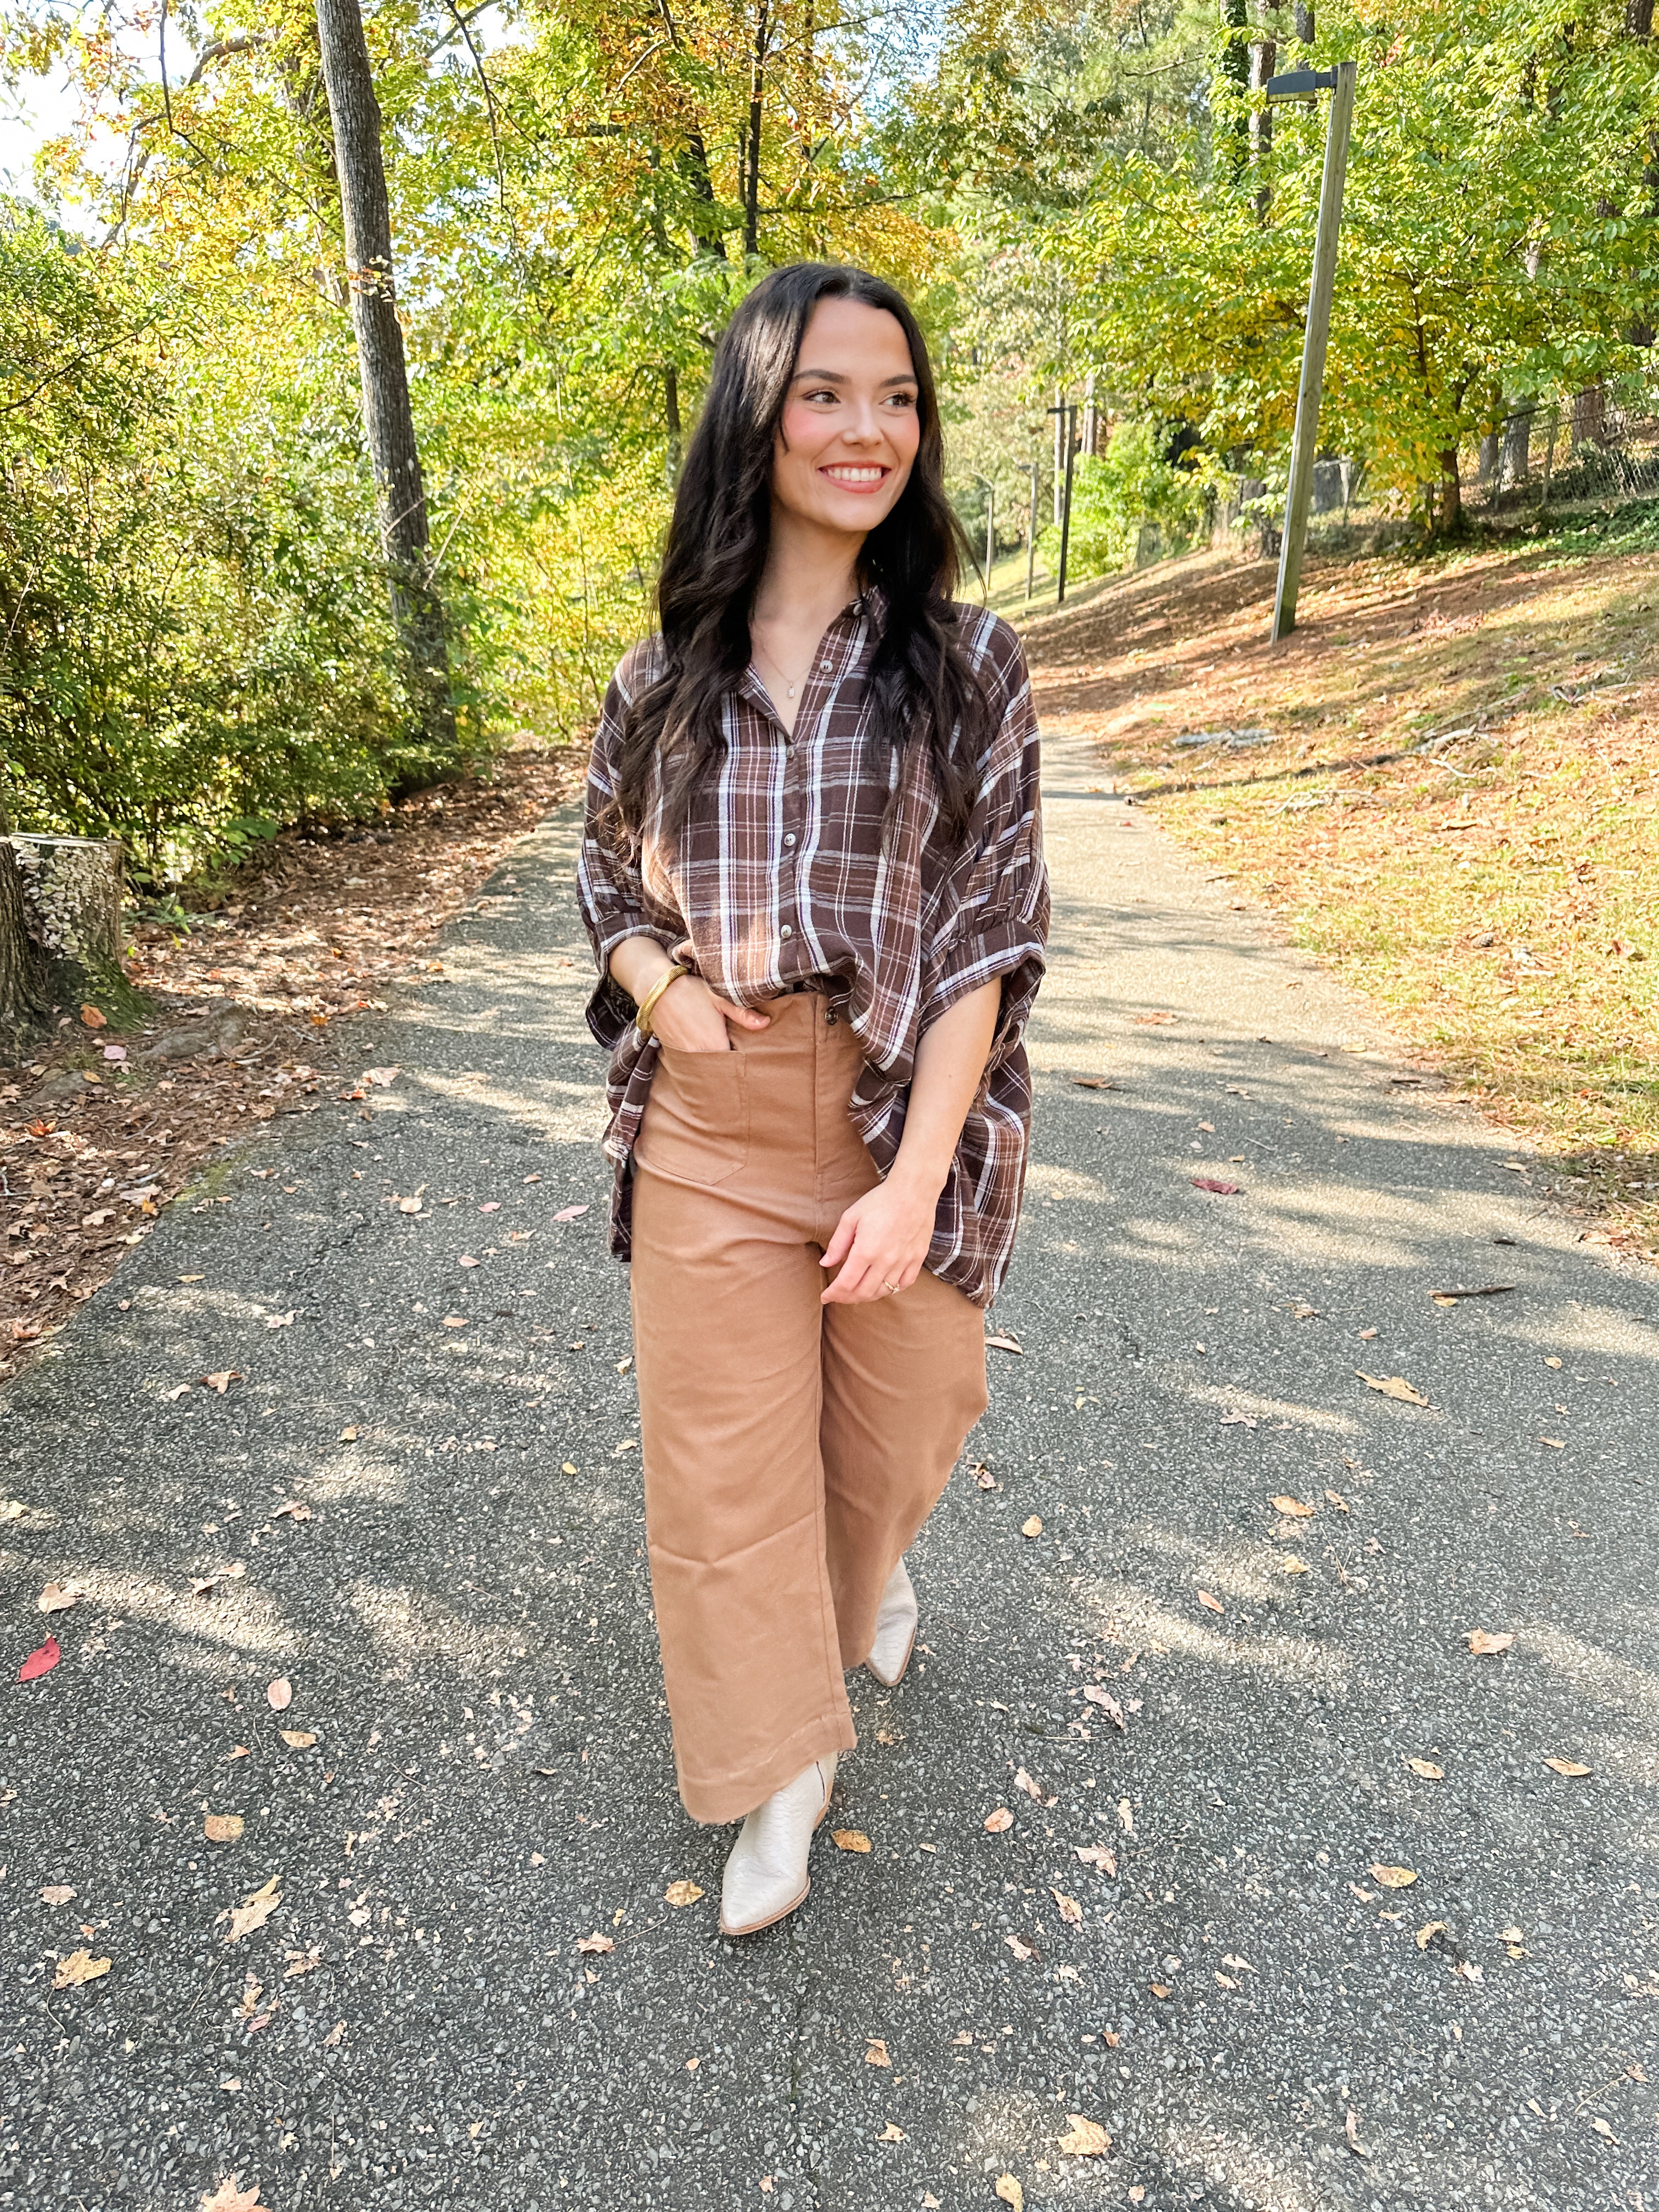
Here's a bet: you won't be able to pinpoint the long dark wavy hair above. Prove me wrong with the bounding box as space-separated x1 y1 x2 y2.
606 262 993 852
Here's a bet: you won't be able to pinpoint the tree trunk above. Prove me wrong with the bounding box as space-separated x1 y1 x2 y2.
743 1 770 259
1249 2 1279 219
1436 448 1463 533
313 0 456 759
1294 3 1315 37
1572 385 1607 448
0 842 52 1034
1502 403 1532 488
1627 1 1654 36
664 365 682 481
1477 429 1500 486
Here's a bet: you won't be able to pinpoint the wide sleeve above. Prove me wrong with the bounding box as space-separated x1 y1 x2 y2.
575 661 680 1051
919 631 1048 1068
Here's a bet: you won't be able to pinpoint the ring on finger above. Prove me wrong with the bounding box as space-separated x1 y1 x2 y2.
882 1277 901 1295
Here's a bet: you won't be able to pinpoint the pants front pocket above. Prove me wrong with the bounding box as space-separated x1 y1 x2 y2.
635 1045 751 1187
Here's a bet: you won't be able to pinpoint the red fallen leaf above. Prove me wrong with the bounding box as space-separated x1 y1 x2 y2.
19 1634 61 1681
553 1204 589 1222
1191 1178 1242 1196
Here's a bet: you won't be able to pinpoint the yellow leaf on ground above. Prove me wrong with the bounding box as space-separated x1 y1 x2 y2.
1416 1921 1447 1950
1370 1864 1418 1889
200 2177 271 2212
53 1948 111 1989
1543 1757 1592 1778
1357 1370 1429 1405
204 1814 244 1844
1270 1495 1315 1517
266 1678 292 1712
831 1830 871 1853
1049 1888 1082 1927
664 1880 704 1907
995 2176 1024 2211
865 2038 890 2067
1149 1982 1172 1999
1057 2114 1111 2157
1196 1589 1224 1614
1405 1758 1444 1780
1466 1629 1515 1655
224 1875 282 1945
575 1932 614 1954
1020 1515 1043 1537
984 1807 1014 1833
279 1729 317 1749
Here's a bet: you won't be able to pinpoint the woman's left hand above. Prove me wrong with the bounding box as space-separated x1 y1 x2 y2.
820 1169 939 1305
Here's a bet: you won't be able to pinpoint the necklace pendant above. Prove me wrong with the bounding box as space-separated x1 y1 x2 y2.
786 684 796 697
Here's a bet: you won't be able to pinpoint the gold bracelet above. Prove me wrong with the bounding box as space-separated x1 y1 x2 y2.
633 961 689 1042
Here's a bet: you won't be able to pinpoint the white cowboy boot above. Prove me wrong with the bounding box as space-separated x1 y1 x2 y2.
866 1556 918 1688
719 1753 837 1937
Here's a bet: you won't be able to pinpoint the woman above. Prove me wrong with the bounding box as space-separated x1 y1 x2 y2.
577 262 1047 1937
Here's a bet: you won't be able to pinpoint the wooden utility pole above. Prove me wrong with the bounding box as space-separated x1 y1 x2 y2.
314 0 455 754
1046 402 1079 604
1268 59 1357 642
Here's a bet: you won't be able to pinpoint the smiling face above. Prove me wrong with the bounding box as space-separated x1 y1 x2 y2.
771 295 922 544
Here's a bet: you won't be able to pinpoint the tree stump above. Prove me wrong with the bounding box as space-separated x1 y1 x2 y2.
0 835 126 1036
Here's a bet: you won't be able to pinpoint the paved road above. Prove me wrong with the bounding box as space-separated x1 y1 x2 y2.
4 736 1657 2212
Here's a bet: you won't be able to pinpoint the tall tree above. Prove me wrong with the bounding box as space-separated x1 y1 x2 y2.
313 0 455 757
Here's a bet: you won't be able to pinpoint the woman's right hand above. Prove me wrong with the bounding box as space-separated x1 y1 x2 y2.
650 973 771 1054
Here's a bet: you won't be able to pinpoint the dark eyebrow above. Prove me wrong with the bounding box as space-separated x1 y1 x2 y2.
792 366 919 388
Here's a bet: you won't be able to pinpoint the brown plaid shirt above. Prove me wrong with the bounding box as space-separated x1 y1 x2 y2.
576 592 1048 1307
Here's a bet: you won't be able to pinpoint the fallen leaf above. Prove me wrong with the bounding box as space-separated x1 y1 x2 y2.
1057 2114 1110 2157
664 1880 704 1907
1005 1933 1036 1961
1357 1371 1429 1406
1430 1284 1515 1300
877 2121 905 2142
1465 1629 1514 1655
1270 1495 1315 1518
200 2175 272 2212
832 1829 872 1854
1370 1864 1418 1889
204 1814 245 1844
1132 1011 1176 1025
1049 1888 1083 1927
364 1066 399 1087
37 1582 78 1615
985 1331 1023 1355
264 1311 296 1330
575 1933 614 1954
1543 1757 1592 1778
323 2019 343 2046
1196 1589 1224 1615
1221 1954 1254 1972
1590 2117 1618 2144
1453 1959 1483 1983
1013 1768 1045 1802
1324 1488 1350 1511
1345 2109 1369 2158
1500 1924 1525 1944
995 2179 1024 2212
1148 1982 1172 1999
1082 1685 1125 1728
1118 1798 1135 1836
459 1255 480 1268
1415 1921 1447 1950
189 1576 218 1598
1190 1177 1241 1195
202 1371 242 1395
984 1807 1014 1833
1128 2190 1145 2206
224 1875 282 1944
1020 1515 1043 1538
80 1003 108 1029
1405 1758 1444 1780
1539 1437 1565 1451
1074 1844 1117 1876
54 1948 111 1988
397 1196 422 1215
1070 1075 1116 1089
39 1884 76 1905
865 2038 890 2067
337 1425 359 1442
1291 1300 1318 1319
274 1499 312 1521
18 1635 60 1683
552 1203 590 1221
1544 1355 1562 1369
442 1316 468 1329
266 1678 292 1712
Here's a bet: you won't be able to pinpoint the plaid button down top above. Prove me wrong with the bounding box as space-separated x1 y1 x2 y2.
576 593 1048 1307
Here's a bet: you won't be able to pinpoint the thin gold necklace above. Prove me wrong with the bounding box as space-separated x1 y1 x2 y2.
753 636 816 702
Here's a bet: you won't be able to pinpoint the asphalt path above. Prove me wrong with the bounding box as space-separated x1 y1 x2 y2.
3 737 1657 2212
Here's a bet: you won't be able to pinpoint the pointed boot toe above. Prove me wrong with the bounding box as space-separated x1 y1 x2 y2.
719 1752 837 1938
866 1557 918 1688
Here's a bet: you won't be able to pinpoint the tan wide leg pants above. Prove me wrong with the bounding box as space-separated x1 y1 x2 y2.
629 991 989 1826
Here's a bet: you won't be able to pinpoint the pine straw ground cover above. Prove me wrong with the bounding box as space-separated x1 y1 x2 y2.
1 746 585 1385
1024 505 1659 1266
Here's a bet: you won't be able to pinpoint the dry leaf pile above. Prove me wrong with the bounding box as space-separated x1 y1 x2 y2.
1 748 582 1380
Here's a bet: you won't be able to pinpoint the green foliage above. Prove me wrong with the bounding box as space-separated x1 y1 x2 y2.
1056 425 1229 573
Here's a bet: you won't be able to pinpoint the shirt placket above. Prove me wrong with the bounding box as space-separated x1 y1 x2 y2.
770 608 856 987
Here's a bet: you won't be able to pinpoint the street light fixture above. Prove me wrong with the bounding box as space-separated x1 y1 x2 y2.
1265 58 1358 644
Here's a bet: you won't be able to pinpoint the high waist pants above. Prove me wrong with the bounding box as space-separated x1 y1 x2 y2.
629 991 989 1825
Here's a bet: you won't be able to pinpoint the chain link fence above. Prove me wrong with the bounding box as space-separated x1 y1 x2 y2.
1462 387 1659 517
